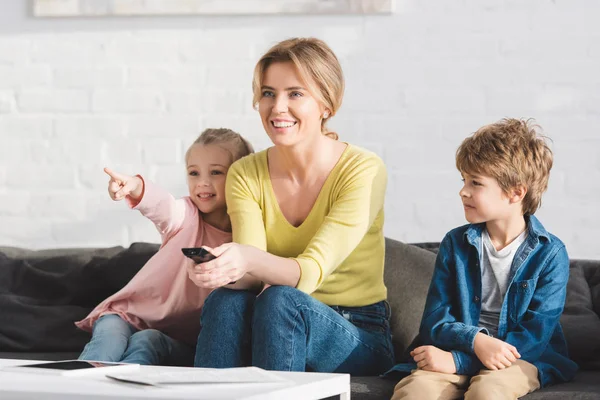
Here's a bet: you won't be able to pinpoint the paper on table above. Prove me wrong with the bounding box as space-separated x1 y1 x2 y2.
106 366 290 386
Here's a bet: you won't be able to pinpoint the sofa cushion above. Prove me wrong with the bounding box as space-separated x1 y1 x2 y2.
560 261 600 370
384 239 436 360
589 265 600 318
0 243 158 353
350 376 396 400
0 351 81 361
521 371 600 399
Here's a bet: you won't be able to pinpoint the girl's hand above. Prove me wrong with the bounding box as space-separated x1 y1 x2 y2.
186 243 254 289
104 167 143 201
411 345 457 374
473 332 521 370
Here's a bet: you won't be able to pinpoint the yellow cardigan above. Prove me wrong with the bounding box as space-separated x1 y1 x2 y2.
225 144 387 307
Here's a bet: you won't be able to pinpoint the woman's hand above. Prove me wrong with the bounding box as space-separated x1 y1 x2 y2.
473 332 521 370
186 243 255 289
104 167 143 201
411 345 457 374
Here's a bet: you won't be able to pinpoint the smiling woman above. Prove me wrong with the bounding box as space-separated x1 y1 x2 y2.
253 42 343 142
257 62 331 146
191 37 395 377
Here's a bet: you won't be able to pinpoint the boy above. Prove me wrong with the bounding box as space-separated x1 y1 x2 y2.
389 118 577 400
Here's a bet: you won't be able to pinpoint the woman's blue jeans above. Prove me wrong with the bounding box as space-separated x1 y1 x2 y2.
78 314 194 366
194 286 395 374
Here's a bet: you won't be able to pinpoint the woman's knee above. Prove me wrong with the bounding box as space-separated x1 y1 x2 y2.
204 288 254 312
252 286 308 331
201 288 256 328
254 285 303 314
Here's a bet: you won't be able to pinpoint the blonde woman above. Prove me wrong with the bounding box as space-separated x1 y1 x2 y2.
188 38 394 375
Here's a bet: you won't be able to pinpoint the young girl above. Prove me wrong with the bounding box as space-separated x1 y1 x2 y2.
75 128 253 366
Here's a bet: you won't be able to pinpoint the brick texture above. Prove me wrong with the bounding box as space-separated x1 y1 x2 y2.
0 0 598 258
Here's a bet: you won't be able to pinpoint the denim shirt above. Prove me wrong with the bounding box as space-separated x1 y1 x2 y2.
387 215 577 387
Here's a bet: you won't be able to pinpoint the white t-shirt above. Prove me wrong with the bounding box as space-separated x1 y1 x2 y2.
478 228 528 337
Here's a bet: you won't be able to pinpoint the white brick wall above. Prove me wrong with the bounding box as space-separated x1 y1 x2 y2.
1 0 599 259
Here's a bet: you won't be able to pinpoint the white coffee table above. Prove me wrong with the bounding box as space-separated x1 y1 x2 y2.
0 358 350 400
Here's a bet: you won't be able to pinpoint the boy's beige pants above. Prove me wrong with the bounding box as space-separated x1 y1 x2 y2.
391 360 540 400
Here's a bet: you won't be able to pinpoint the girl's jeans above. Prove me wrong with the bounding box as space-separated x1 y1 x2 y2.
79 314 194 366
195 286 395 374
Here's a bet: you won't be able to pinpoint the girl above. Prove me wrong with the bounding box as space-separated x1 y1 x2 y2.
76 128 253 366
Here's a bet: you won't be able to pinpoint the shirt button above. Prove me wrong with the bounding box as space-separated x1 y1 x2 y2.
474 296 480 302
521 282 528 288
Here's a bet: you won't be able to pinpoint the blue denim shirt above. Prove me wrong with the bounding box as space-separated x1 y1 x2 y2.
387 215 577 387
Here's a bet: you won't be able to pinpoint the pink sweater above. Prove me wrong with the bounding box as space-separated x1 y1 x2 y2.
75 179 231 346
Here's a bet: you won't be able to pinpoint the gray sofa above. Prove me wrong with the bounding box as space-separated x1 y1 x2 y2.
1 239 599 399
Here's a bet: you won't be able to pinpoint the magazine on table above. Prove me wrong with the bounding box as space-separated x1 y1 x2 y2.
105 366 291 386
2 360 139 377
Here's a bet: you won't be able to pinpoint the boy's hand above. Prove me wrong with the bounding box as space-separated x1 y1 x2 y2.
411 345 457 374
104 167 143 201
473 332 521 370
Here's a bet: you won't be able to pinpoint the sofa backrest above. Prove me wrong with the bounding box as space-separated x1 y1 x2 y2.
384 238 436 361
560 259 600 370
0 243 159 353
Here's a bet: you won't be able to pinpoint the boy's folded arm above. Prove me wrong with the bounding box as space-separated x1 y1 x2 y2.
503 246 570 360
451 350 485 375
422 310 483 354
420 236 483 353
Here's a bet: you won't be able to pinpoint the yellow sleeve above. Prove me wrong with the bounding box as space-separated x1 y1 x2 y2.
225 158 267 251
294 154 387 294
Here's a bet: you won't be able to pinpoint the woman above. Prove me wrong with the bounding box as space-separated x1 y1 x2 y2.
188 37 394 375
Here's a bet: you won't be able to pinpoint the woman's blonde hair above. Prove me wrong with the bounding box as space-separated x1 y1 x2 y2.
252 37 344 140
186 128 254 164
456 118 553 216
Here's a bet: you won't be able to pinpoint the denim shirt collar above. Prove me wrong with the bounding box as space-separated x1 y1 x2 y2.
463 214 550 249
